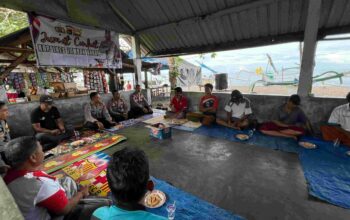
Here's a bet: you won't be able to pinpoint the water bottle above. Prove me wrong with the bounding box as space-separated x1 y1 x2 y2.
74 130 80 140
248 129 255 138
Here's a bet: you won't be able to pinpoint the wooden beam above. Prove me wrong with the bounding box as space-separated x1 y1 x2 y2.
0 59 36 64
8 33 32 47
0 47 33 53
1 52 30 78
297 0 322 97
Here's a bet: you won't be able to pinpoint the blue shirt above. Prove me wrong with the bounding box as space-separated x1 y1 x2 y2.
92 205 167 220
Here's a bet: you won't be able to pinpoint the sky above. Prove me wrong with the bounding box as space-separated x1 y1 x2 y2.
180 34 350 87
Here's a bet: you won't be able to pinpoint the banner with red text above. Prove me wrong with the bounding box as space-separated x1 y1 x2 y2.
29 14 122 68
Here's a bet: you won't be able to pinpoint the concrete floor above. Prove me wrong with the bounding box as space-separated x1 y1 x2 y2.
104 124 350 220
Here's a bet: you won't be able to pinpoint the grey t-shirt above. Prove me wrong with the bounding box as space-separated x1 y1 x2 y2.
275 104 307 126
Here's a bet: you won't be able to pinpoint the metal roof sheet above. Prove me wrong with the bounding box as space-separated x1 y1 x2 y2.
1 0 350 56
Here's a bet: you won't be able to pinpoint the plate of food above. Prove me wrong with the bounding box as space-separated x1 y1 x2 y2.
70 140 85 148
144 190 166 208
235 134 249 141
299 141 317 149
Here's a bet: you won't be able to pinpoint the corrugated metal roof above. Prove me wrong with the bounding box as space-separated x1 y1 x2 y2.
1 0 350 56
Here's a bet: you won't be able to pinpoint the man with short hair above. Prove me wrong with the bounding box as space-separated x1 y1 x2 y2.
84 92 116 130
321 92 350 147
92 148 166 220
3 136 93 220
260 94 309 139
166 87 188 119
217 90 256 130
0 101 11 175
187 83 219 126
129 85 153 118
31 95 72 151
107 90 128 122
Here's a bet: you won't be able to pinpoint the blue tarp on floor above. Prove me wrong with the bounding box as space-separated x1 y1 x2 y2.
190 125 350 209
193 124 300 153
298 137 350 209
148 178 245 220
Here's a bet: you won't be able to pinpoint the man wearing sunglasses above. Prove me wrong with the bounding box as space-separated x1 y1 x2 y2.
31 95 73 151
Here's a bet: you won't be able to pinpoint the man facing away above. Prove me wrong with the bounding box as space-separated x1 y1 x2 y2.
129 85 153 118
321 92 350 147
31 95 73 151
92 147 166 220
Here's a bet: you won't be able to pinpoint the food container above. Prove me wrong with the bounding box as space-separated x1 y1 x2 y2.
147 123 172 140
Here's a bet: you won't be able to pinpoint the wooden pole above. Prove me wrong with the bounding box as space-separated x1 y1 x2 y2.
1 52 30 79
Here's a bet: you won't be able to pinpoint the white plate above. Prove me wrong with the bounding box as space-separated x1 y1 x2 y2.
235 134 249 141
346 151 350 156
299 141 317 149
143 190 166 208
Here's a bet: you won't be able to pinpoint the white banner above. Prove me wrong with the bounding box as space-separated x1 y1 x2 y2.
29 14 122 68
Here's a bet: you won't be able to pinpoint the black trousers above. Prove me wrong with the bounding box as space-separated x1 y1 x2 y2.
128 106 153 119
84 118 115 130
36 127 74 151
110 112 127 123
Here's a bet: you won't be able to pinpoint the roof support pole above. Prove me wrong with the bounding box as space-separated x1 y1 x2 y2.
132 35 142 86
297 0 322 97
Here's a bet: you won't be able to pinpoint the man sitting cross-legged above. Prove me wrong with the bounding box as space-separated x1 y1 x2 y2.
129 84 153 118
259 94 310 140
217 90 256 130
165 87 188 119
107 90 129 123
3 136 111 220
186 83 218 126
84 92 116 130
321 92 350 147
92 148 166 220
31 95 73 151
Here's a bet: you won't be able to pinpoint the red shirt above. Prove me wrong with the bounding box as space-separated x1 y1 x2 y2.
171 95 188 113
200 95 218 110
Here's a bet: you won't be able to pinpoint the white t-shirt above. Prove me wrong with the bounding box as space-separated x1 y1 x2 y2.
328 103 350 131
224 97 252 119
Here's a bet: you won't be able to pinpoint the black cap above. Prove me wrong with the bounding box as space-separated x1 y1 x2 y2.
40 95 53 104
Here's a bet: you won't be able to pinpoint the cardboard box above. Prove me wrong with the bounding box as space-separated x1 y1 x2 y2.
29 95 40 101
147 123 172 140
50 82 65 92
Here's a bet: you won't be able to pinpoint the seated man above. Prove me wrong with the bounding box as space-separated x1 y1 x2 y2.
129 84 153 118
321 92 350 146
92 148 166 220
259 94 309 140
0 101 11 175
217 90 256 130
166 87 188 119
84 92 116 130
31 95 72 151
187 83 218 126
107 90 128 122
3 136 101 220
